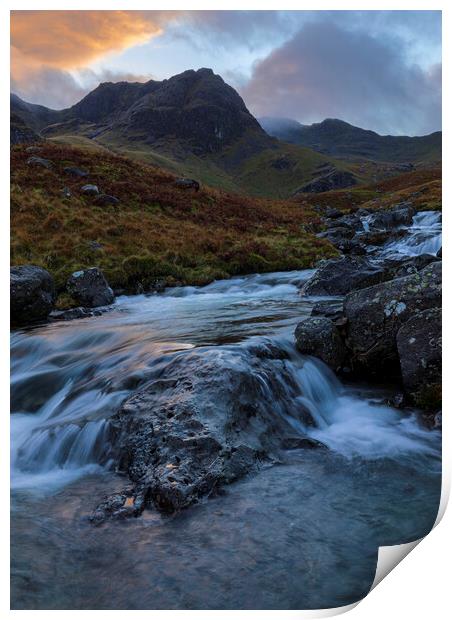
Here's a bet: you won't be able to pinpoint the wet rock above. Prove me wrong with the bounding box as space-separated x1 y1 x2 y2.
335 238 367 256
318 226 356 243
357 228 409 247
437 247 442 258
396 307 441 408
66 267 114 308
11 265 55 327
92 343 319 520
64 166 88 178
344 261 441 377
80 184 99 196
49 307 95 321
366 203 415 230
382 253 438 278
325 207 342 219
311 299 344 322
26 155 52 169
174 178 200 191
295 317 346 371
281 437 328 450
300 256 387 296
94 194 119 206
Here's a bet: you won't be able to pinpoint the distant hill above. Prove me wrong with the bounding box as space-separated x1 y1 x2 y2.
259 117 442 164
10 70 358 198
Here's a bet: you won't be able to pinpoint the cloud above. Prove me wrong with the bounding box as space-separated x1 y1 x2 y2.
11 64 152 110
241 20 442 135
10 10 174 108
10 10 173 69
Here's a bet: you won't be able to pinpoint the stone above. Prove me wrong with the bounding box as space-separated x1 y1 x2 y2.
66 267 114 308
174 178 200 191
80 184 100 196
63 166 88 178
300 256 388 296
344 261 441 376
91 342 321 521
396 307 441 408
94 194 119 206
26 155 52 169
295 317 346 370
11 265 55 327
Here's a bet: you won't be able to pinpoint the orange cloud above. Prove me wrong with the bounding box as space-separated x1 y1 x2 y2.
11 10 173 70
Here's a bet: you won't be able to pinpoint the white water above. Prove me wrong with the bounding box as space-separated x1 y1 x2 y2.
380 210 442 258
11 269 440 492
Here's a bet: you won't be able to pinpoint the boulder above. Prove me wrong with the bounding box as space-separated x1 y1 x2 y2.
311 299 344 322
295 317 346 370
366 203 414 230
174 178 200 191
382 253 438 278
335 238 367 256
11 265 55 327
64 166 88 178
300 256 387 296
318 226 355 243
94 194 119 206
26 155 52 169
396 308 441 408
344 261 441 376
80 184 99 196
91 342 319 521
66 267 114 308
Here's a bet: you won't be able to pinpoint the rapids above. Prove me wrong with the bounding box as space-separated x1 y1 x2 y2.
11 211 442 609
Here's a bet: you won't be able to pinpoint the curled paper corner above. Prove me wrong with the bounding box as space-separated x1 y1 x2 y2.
369 475 450 594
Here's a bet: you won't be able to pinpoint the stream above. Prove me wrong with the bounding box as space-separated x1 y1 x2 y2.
10 211 442 610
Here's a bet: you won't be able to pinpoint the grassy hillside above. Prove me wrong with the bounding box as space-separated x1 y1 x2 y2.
11 143 338 303
294 166 442 214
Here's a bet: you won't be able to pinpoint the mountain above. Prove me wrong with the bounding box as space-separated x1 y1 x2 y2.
259 117 442 164
11 70 358 198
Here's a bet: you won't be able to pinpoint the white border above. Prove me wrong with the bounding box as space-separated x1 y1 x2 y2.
2 2 448 617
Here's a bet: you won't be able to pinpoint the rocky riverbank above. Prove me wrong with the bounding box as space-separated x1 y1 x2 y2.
295 203 442 417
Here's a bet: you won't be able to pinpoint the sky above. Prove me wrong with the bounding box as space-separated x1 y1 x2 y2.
10 10 442 136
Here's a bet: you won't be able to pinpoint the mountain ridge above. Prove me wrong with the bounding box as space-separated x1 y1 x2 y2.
259 116 441 163
10 68 440 197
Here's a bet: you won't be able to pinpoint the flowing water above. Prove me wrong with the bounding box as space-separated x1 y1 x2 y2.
11 213 442 610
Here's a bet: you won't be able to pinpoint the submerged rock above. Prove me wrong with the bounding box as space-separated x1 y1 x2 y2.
300 256 387 296
344 261 441 376
295 317 346 371
11 265 55 327
92 342 319 521
66 267 114 308
396 307 441 408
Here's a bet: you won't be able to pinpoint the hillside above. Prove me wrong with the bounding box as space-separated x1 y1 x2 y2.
10 70 358 198
260 117 442 164
11 142 337 304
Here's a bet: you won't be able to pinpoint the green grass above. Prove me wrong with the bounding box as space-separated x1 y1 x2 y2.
11 142 338 306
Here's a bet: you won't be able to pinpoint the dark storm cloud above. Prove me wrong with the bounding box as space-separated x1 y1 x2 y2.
241 20 441 136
